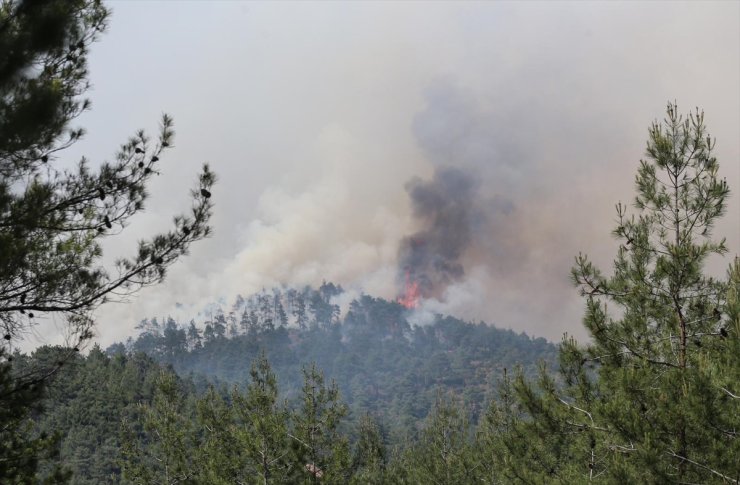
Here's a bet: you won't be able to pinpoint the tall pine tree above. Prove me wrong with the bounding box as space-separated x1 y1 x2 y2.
499 103 738 483
1 1 214 481
231 353 291 484
289 363 350 484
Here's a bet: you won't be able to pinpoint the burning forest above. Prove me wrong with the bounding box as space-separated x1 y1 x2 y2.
396 166 481 309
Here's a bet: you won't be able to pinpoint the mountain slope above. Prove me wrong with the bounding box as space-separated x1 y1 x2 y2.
122 287 557 436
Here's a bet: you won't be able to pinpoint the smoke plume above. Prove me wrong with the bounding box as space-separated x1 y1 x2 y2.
43 1 734 349
398 167 480 300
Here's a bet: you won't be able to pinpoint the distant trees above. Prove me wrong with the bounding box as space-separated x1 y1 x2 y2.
19 346 164 483
28 178 738 482
0 351 71 483
5 25 733 480
108 105 740 484
120 287 554 438
0 0 214 481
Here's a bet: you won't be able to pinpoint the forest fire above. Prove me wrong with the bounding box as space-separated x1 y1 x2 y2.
397 270 421 309
396 168 476 312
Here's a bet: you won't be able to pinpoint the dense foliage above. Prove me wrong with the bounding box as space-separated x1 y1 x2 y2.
18 288 554 483
112 104 739 484
14 346 164 483
0 1 214 481
122 286 555 439
1 1 736 482
481 104 739 483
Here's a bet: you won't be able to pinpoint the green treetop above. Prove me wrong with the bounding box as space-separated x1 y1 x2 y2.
1 1 214 481
569 103 736 482
0 0 214 355
483 103 738 483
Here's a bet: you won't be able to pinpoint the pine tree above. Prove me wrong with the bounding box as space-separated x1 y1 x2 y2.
231 353 291 484
294 293 308 331
293 293 308 330
0 0 214 353
500 103 738 483
186 321 201 350
120 370 197 484
1 1 214 481
476 368 524 484
0 351 72 483
195 386 241 484
350 414 388 485
401 394 477 485
289 363 350 484
274 295 289 328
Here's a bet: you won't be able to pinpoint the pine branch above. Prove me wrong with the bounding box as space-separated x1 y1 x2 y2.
666 451 738 484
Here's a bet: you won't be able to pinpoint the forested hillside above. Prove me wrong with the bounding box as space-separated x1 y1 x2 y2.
118 285 556 434
1 1 737 483
6 105 738 484
18 290 556 483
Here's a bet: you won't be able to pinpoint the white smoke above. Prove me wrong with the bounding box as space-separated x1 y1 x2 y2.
25 1 734 349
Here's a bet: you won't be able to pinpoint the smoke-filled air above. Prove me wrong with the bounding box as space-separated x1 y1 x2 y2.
3 1 739 483
24 1 738 346
397 167 480 307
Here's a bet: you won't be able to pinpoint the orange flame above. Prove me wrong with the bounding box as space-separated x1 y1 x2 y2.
397 270 421 309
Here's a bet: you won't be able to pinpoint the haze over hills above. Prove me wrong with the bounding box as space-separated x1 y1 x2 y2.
119 283 557 424
81 1 739 349
1 1 737 483
23 284 556 483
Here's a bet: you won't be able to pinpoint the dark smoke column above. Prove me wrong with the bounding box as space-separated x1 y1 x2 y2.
397 167 478 307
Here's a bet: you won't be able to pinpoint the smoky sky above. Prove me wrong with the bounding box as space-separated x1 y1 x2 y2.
398 82 521 299
398 167 482 297
411 80 528 187
398 80 532 301
20 1 739 349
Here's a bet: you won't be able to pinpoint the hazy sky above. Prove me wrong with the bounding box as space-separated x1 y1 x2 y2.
35 1 740 347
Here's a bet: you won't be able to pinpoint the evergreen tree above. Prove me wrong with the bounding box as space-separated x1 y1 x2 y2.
274 295 289 328
232 353 291 484
227 311 239 338
0 350 71 483
32 346 164 484
0 1 214 481
401 394 477 485
197 353 293 484
500 103 738 482
121 370 197 484
186 321 201 350
260 293 275 332
294 293 308 331
0 0 214 352
195 386 241 484
290 363 350 484
475 368 522 484
212 314 227 339
240 309 251 335
203 323 215 343
350 414 388 485
161 318 186 360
